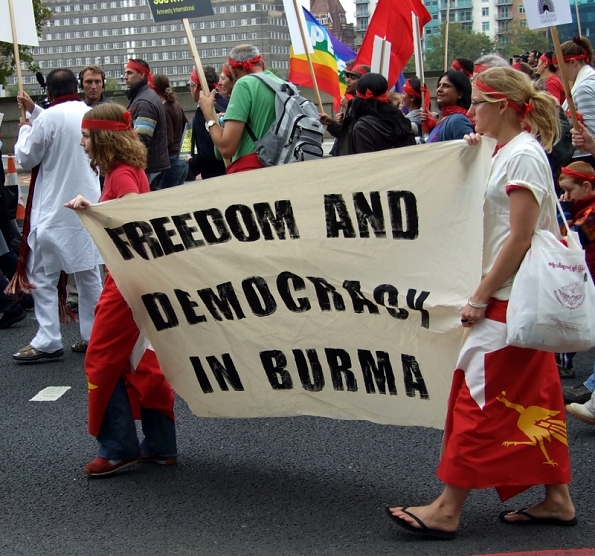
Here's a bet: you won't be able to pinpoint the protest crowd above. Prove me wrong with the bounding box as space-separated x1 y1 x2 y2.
2 30 595 542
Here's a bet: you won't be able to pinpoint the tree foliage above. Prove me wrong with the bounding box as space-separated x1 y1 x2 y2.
0 0 52 86
424 23 496 72
496 21 551 61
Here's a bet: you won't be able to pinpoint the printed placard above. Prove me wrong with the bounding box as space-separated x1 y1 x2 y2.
147 0 213 23
523 0 572 30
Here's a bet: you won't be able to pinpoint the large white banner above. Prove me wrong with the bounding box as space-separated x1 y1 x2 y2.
0 0 39 47
79 140 493 429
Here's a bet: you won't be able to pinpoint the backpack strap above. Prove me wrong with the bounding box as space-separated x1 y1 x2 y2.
248 72 298 96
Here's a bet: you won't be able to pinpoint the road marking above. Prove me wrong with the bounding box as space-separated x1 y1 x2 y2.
30 386 71 401
471 550 595 556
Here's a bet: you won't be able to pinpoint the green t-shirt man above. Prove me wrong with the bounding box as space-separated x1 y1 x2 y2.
223 69 285 162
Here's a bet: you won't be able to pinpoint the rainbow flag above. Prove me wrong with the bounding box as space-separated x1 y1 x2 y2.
289 8 357 112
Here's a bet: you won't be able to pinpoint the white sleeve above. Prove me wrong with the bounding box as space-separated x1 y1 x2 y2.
14 115 49 170
505 150 551 207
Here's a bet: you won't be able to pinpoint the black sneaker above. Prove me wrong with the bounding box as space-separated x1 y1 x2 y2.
563 384 592 404
0 307 26 329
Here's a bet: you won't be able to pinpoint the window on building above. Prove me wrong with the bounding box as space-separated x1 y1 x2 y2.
170 24 177 31
210 21 216 28
220 5 226 12
162 51 169 60
160 24 167 31
240 5 247 11
241 32 248 39
220 20 226 27
200 22 206 29
73 18 80 24
482 7 488 16
93 30 99 36
75 44 82 51
64 18 70 25
221 34 227 41
250 3 256 10
519 4 525 14
152 53 159 60
151 25 157 32
231 20 236 26
55 6 61 12
231 33 237 40
114 55 120 63
65 32 71 38
85 56 92 63
482 21 489 31
85 31 90 37
181 37 188 44
230 5 237 12
55 20 61 26
103 29 109 35
201 49 208 57
222 47 228 56
251 32 257 39
212 48 218 56
100 2 107 8
64 5 71 11
92 16 98 23
211 35 216 41
251 18 257 25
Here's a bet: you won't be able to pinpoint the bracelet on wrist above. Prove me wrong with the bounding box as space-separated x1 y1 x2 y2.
467 297 489 309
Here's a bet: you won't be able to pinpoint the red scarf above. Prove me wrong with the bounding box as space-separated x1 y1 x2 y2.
5 93 83 322
441 105 474 125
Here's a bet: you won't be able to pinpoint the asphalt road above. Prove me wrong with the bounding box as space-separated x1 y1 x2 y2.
1 314 595 556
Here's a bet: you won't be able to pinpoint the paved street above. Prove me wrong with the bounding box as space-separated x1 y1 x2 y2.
1 314 595 555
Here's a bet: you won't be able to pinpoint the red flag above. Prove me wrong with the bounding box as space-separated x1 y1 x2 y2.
354 0 431 87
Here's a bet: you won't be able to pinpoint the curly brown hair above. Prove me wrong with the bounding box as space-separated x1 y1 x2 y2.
84 103 147 174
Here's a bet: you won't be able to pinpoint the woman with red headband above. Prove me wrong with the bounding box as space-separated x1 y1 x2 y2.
536 51 565 105
351 73 415 154
402 77 434 143
426 70 474 143
65 103 177 477
219 63 235 100
387 67 576 539
559 37 595 164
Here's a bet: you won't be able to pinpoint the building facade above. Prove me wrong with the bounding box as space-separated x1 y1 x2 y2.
15 0 292 94
558 0 595 43
310 0 356 50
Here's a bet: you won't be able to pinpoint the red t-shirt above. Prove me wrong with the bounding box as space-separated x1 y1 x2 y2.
545 75 566 105
100 163 150 202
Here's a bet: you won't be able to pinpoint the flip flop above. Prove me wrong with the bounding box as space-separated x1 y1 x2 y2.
385 506 457 540
499 508 578 527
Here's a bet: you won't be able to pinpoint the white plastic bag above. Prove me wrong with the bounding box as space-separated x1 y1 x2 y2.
506 203 595 352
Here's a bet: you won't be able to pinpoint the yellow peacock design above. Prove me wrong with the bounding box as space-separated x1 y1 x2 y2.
497 391 567 466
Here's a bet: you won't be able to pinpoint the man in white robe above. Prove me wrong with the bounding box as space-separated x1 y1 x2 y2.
13 68 103 362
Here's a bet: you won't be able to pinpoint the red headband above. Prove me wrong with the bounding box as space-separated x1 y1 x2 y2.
126 59 155 90
227 54 262 71
190 68 199 85
126 60 150 77
560 167 595 182
222 66 232 78
356 89 389 103
82 111 132 131
474 80 533 116
473 64 490 75
552 53 589 65
451 60 472 78
540 54 554 66
403 79 431 112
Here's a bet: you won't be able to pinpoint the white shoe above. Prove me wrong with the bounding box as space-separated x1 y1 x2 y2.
566 403 595 426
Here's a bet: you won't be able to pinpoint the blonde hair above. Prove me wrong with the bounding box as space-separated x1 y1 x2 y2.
85 103 147 174
474 66 560 152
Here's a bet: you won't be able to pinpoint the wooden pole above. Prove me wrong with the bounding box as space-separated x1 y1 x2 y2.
8 0 26 119
413 15 427 115
551 26 582 139
292 0 324 113
182 18 210 97
574 0 583 38
444 0 451 72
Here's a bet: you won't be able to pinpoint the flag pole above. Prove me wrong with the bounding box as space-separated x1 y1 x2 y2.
443 0 451 72
7 0 26 119
292 0 324 113
412 14 426 113
574 0 583 37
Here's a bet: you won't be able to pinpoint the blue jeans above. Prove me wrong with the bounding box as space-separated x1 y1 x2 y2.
96 379 177 460
159 155 188 189
585 368 595 392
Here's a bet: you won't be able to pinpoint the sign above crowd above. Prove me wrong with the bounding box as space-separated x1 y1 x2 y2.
78 140 493 429
146 0 213 22
524 0 572 30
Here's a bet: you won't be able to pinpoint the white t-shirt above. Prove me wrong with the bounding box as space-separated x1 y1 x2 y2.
482 132 558 300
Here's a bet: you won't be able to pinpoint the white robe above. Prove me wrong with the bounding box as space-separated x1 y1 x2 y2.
15 101 102 274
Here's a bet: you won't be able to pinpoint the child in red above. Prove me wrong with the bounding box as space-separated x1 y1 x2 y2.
66 103 177 477
555 162 595 379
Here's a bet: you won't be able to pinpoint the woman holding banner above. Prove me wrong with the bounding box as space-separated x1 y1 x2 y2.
387 67 576 539
65 103 177 477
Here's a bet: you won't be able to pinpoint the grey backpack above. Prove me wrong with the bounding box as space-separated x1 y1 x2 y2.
246 73 324 166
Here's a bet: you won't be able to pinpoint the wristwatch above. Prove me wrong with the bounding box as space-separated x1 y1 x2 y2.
205 119 217 131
